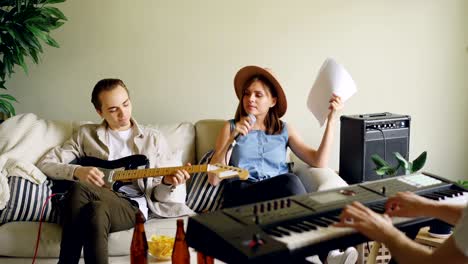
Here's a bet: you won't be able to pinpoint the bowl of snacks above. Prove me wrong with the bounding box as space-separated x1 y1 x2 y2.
148 234 175 260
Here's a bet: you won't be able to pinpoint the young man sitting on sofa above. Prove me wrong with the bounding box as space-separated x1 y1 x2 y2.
36 78 194 264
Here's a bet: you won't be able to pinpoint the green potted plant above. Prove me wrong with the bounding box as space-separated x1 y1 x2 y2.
456 180 468 189
0 0 67 119
371 151 427 176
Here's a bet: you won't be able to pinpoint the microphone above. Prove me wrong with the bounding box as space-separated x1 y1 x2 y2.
227 114 256 162
233 114 256 142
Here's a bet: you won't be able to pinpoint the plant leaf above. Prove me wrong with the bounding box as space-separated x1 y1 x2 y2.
23 26 44 51
47 20 64 30
0 98 15 116
394 152 410 170
411 151 427 173
456 180 468 188
3 53 15 77
44 0 66 4
25 24 48 42
0 103 11 116
42 6 67 21
45 34 59 48
28 47 40 64
14 44 29 74
0 94 18 102
375 166 396 176
371 154 390 168
386 167 397 176
375 166 390 176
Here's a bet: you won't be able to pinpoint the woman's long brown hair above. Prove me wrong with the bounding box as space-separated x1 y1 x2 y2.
234 75 283 135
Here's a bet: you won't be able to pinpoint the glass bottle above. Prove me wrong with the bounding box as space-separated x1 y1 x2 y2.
130 211 148 264
197 251 214 264
172 218 190 264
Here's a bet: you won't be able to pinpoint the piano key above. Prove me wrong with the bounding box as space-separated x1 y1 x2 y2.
444 189 460 197
271 224 356 251
318 217 334 225
307 219 329 227
296 222 313 231
283 224 304 233
369 206 385 214
300 221 317 230
271 214 423 251
431 193 447 199
435 190 453 198
421 194 441 200
369 204 386 213
275 227 291 236
264 228 284 238
438 191 468 206
438 189 460 197
324 215 341 222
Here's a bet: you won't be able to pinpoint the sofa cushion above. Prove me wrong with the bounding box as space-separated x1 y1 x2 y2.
194 119 224 163
146 122 196 164
0 176 59 225
186 150 225 213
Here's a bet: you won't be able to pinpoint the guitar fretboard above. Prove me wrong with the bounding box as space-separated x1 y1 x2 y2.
113 164 209 181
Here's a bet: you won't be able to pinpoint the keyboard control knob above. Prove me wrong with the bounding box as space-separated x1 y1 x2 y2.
248 233 265 249
381 186 386 195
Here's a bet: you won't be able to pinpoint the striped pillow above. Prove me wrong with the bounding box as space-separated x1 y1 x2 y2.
186 150 225 213
0 176 59 224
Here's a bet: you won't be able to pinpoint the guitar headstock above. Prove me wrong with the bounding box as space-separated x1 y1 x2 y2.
208 164 249 180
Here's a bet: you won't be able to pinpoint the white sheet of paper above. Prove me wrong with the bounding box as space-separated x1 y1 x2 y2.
307 58 357 126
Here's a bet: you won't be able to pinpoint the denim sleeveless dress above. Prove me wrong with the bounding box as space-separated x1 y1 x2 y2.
229 119 289 182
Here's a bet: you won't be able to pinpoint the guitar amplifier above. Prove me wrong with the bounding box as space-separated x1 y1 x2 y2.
339 112 411 184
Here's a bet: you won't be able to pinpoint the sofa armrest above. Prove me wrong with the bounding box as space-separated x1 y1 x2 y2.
294 162 348 192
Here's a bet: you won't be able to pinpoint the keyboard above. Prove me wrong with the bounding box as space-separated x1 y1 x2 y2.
186 172 467 264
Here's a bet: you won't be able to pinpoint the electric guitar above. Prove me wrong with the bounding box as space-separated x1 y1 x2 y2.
78 155 249 191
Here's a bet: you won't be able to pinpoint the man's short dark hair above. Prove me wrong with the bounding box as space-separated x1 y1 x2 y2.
91 78 129 110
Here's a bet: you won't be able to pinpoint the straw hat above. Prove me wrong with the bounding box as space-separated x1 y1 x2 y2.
233 65 287 117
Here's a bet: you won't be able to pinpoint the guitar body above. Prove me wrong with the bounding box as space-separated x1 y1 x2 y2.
79 155 149 191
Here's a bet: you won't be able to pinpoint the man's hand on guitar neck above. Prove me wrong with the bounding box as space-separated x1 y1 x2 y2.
74 166 105 187
162 163 191 186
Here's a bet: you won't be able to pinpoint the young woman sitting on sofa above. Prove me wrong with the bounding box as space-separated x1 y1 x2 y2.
208 65 343 207
208 66 356 263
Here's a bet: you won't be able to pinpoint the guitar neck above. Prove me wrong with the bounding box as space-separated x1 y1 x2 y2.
113 164 209 182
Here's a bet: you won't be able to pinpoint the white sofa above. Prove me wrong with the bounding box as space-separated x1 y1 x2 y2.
0 113 347 263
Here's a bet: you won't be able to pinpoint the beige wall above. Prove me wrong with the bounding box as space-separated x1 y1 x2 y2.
7 0 468 181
